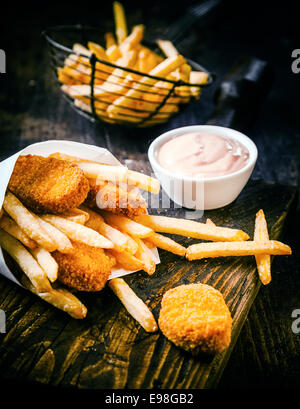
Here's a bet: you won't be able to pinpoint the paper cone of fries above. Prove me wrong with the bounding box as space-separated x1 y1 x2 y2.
0 140 160 325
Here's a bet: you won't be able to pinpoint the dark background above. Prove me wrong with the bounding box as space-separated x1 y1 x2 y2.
0 0 300 389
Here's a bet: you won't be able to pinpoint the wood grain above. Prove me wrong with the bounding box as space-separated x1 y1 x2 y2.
1 0 299 389
0 176 297 389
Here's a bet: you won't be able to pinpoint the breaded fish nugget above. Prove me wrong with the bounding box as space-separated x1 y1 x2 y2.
52 241 113 292
8 155 90 214
158 283 232 354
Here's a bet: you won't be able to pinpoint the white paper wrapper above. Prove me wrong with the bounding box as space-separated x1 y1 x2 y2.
0 140 160 287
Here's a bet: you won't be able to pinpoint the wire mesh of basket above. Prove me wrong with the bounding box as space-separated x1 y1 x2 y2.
43 25 214 128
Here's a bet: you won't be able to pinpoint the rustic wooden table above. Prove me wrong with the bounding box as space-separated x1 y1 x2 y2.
0 0 299 390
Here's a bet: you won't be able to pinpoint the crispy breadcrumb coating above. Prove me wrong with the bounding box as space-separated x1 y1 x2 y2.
8 155 90 214
84 179 147 217
52 241 113 292
158 283 232 354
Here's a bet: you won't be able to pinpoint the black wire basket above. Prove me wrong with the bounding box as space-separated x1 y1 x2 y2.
43 25 214 128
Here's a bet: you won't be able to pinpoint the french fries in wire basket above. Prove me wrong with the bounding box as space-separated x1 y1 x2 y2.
0 152 292 331
57 1 210 127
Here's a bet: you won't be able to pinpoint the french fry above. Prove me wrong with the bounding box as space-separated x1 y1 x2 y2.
87 41 109 61
137 47 151 73
76 162 128 182
143 239 155 250
156 40 192 98
105 218 139 254
0 214 37 249
190 70 209 85
186 240 292 261
145 232 186 257
206 218 216 226
57 66 87 86
21 275 87 319
110 95 180 118
157 39 179 58
134 214 249 242
62 53 79 70
62 212 87 225
73 43 92 57
107 249 144 271
134 237 156 275
57 2 209 128
126 170 160 194
145 50 164 71
92 48 138 103
3 192 56 252
137 49 164 74
106 44 122 62
29 247 58 283
37 217 73 254
90 179 147 213
190 71 209 98
105 32 116 49
101 211 153 238
73 72 127 100
49 152 160 194
136 54 186 85
107 55 186 117
60 84 112 101
118 231 139 254
113 1 128 44
0 228 51 293
75 58 92 74
116 49 138 68
60 208 90 224
73 99 113 120
69 94 111 113
107 251 117 267
59 61 110 85
254 209 271 285
41 215 114 249
49 152 92 163
109 278 158 332
81 206 130 252
119 24 145 53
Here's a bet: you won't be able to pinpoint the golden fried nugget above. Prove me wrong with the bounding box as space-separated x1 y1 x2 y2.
52 241 112 292
8 155 90 214
158 283 232 354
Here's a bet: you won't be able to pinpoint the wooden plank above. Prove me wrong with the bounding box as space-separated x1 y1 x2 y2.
0 175 297 389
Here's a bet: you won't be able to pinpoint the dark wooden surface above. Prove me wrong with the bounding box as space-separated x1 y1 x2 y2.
1 0 300 390
0 178 297 390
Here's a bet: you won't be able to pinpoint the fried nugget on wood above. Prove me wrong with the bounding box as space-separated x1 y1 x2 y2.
84 179 147 217
158 283 232 354
52 241 113 292
8 155 90 214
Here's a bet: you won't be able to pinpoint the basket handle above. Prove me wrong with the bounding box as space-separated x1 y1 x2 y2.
161 0 222 45
206 57 273 131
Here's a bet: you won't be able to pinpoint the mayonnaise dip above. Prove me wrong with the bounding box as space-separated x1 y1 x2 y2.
157 132 249 178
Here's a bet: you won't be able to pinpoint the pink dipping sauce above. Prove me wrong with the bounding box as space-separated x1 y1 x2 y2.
157 132 249 178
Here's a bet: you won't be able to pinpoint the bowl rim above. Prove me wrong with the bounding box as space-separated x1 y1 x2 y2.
148 125 258 182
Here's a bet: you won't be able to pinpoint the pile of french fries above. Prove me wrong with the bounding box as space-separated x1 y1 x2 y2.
0 152 292 332
57 1 209 127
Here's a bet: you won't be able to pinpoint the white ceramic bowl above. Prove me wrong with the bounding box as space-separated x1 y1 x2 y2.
148 125 258 210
